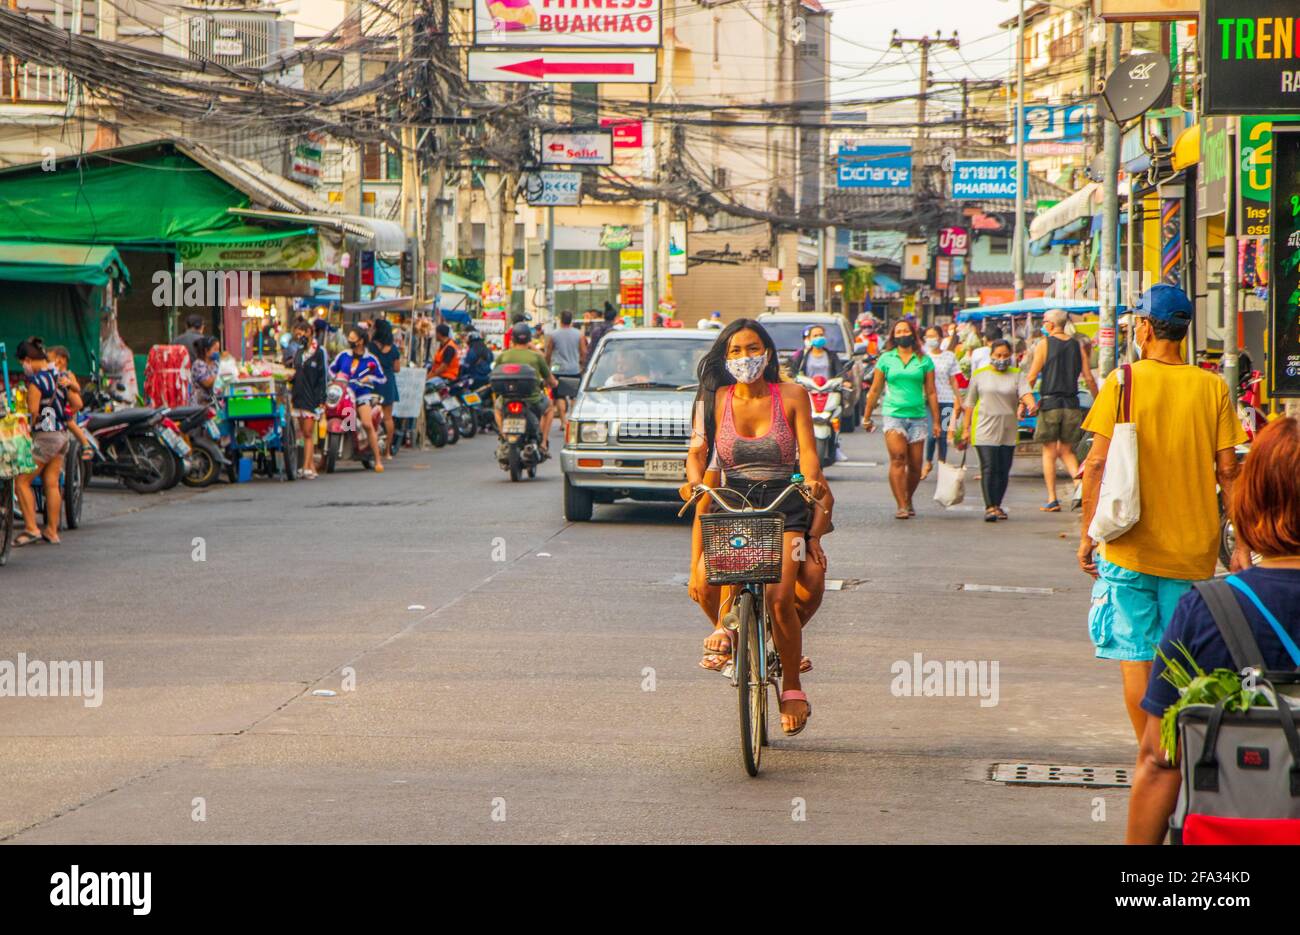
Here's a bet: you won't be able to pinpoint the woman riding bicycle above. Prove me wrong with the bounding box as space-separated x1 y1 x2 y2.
681 319 833 736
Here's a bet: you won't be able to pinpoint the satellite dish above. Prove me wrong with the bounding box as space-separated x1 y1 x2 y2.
1086 151 1107 183
1100 52 1171 125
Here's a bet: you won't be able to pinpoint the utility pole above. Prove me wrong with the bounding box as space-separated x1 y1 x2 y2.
341 0 364 304
1099 23 1122 378
1012 0 1026 301
891 30 960 141
1223 117 1239 405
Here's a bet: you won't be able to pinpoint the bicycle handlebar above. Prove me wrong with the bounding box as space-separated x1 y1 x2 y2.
676 477 814 518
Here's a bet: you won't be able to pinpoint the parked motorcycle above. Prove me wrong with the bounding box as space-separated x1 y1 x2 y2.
489 363 545 482
423 377 460 448
322 376 386 472
796 367 848 468
81 407 176 493
449 377 487 439
165 404 230 488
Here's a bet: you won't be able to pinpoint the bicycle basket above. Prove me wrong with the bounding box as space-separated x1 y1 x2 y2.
699 511 785 584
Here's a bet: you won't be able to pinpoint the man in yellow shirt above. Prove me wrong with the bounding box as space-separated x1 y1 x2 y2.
1078 284 1248 743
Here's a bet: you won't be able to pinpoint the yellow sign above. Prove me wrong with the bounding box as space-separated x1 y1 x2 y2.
902 294 917 315
1093 0 1197 21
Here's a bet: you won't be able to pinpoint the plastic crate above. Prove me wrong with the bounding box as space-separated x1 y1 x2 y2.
225 395 276 419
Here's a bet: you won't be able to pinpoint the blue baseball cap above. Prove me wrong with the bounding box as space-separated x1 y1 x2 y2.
1135 284 1192 323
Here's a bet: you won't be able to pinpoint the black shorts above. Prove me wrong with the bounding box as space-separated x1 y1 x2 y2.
727 478 812 534
554 375 580 401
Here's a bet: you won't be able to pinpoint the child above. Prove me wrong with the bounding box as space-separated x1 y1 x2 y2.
47 346 95 460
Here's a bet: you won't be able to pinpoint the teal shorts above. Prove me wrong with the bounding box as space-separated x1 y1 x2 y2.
1087 558 1197 662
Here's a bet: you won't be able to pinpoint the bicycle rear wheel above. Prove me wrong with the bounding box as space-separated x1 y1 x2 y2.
735 589 766 777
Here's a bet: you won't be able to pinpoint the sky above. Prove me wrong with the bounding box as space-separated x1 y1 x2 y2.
289 0 1019 100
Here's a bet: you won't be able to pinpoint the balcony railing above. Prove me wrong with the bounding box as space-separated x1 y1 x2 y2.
2 59 69 104
1048 31 1083 62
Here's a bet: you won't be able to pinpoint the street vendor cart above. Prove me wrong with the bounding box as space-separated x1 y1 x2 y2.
221 376 297 482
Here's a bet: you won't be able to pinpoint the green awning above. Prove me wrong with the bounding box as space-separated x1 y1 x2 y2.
0 149 266 245
0 242 130 288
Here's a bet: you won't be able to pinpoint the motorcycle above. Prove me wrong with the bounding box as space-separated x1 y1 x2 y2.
449 377 488 439
322 376 385 472
165 404 230 488
78 384 178 493
489 363 545 482
423 377 460 448
796 367 848 468
1238 370 1267 442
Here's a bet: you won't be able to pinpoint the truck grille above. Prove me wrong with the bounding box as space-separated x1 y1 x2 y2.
617 420 691 444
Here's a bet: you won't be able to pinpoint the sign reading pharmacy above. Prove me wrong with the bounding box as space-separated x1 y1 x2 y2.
836 144 912 189
951 161 1018 200
1204 2 1300 114
473 0 662 48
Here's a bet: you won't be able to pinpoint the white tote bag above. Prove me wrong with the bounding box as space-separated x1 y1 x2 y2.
1088 365 1140 543
933 450 967 508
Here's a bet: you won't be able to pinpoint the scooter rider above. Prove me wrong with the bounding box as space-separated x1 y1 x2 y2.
790 324 842 380
493 322 558 454
329 325 386 474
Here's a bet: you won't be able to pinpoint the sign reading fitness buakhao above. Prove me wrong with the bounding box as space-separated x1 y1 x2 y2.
1204 3 1300 114
474 0 662 48
1268 128 1300 396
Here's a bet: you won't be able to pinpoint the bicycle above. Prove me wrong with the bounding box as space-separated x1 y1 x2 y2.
680 474 815 777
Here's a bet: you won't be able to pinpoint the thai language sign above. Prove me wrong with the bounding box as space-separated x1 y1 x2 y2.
474 0 662 48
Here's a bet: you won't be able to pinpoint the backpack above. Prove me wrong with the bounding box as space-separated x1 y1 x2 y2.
1170 577 1300 844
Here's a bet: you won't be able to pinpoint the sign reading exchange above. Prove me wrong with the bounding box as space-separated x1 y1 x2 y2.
1204 3 1300 114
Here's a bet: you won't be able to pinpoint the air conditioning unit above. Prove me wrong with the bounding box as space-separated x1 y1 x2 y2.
164 8 301 87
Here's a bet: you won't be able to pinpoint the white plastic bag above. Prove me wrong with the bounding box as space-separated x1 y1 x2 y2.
99 311 137 403
933 450 967 508
1088 365 1140 543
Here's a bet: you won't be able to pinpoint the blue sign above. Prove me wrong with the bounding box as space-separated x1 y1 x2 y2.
837 144 912 189
952 160 1019 200
1018 104 1090 145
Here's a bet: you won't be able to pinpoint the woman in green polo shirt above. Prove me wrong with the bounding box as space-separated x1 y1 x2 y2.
862 319 941 519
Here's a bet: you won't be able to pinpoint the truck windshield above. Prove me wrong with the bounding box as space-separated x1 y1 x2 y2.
588 339 713 390
761 321 848 354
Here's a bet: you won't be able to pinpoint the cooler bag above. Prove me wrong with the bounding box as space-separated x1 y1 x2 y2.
1170 578 1300 845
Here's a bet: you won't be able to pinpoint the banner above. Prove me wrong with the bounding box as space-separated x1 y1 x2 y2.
1204 2 1300 115
473 0 662 48
1268 128 1300 396
1197 115 1229 219
836 144 912 189
176 234 323 272
952 161 1018 200
1238 114 1300 238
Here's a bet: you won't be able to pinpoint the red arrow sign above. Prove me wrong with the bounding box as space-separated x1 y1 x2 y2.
498 58 636 79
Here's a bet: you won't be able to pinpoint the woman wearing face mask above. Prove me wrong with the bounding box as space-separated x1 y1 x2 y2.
920 325 963 481
790 325 841 381
328 326 387 474
862 319 941 519
190 336 221 406
681 320 834 737
952 339 1036 522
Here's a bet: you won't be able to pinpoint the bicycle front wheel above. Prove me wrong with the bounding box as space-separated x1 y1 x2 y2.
734 589 766 777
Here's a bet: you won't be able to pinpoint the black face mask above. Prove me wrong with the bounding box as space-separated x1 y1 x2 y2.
895 335 915 348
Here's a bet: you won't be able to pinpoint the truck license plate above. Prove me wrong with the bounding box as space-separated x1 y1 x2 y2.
645 459 685 480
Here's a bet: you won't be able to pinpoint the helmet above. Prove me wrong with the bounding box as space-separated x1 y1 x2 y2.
511 322 532 344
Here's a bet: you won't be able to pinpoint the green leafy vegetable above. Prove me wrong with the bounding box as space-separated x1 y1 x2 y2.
1156 642 1271 763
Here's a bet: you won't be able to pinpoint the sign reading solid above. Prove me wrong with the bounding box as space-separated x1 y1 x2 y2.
1204 3 1300 114
473 0 662 48
836 144 912 189
952 161 1018 200
540 130 613 166
468 50 657 84
525 170 582 206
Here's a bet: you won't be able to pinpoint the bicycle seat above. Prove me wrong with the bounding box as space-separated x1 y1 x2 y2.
85 408 157 431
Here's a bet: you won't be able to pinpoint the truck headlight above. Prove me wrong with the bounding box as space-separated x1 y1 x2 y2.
579 422 608 444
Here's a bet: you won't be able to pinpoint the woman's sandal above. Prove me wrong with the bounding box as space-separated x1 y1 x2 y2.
1039 500 1061 512
894 509 910 520
994 507 1008 520
699 627 733 671
14 531 41 547
984 509 998 523
780 690 812 736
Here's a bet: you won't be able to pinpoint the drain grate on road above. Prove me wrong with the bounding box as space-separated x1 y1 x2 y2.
991 763 1131 788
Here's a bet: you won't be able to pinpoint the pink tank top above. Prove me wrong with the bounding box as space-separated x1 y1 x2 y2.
714 383 798 482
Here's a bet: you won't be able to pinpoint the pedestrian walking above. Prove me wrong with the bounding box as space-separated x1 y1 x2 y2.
544 310 586 427
1024 309 1099 511
952 339 1034 522
369 318 402 459
862 318 941 519
1077 284 1248 744
920 325 963 481
1125 417 1300 843
13 337 79 546
288 318 327 478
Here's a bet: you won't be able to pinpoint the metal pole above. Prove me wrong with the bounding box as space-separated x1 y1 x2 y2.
1013 0 1026 301
1223 116 1239 405
545 203 556 326
1126 177 1137 364
1098 24 1122 378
